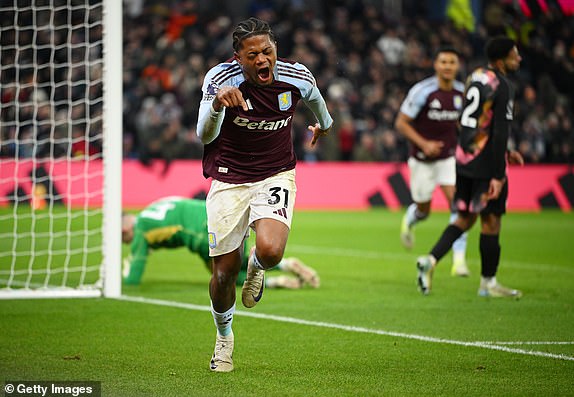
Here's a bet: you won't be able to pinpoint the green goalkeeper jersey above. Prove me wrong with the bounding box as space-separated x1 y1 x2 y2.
125 197 211 284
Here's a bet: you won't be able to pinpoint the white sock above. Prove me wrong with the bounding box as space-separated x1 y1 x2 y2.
453 250 466 265
250 249 265 270
211 302 234 337
481 276 496 288
405 203 418 227
276 258 288 271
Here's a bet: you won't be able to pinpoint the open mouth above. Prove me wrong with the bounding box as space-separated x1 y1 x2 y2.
257 67 271 83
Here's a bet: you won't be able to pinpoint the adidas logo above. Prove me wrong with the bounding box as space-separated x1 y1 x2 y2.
273 208 287 218
429 98 442 109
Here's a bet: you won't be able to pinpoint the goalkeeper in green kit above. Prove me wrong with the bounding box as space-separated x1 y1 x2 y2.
121 196 319 289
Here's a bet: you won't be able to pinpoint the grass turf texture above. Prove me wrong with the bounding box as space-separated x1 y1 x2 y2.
1 209 573 396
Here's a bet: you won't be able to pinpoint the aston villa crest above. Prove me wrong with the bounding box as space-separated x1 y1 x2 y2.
278 91 292 111
454 95 463 109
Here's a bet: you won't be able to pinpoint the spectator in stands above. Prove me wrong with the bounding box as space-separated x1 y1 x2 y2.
117 2 571 165
3 0 571 164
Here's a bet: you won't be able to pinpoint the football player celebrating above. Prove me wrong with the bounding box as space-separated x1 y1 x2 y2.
196 17 332 372
121 196 320 290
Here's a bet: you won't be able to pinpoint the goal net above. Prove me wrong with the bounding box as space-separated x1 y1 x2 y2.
0 0 122 298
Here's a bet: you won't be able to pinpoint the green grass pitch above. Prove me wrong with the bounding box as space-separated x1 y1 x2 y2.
1 208 573 396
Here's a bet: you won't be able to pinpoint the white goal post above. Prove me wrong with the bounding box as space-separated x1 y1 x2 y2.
0 0 122 298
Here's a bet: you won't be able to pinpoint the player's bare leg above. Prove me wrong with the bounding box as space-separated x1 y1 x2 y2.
210 249 241 372
211 250 241 312
242 218 289 308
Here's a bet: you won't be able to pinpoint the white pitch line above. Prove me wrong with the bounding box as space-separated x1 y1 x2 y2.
481 341 574 345
116 295 574 362
286 244 574 274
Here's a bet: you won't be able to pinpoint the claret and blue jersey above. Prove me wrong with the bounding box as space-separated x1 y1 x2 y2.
399 75 465 161
197 57 333 184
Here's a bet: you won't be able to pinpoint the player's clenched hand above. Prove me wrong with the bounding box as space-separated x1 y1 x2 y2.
308 123 330 146
487 178 505 200
422 140 444 158
213 86 249 112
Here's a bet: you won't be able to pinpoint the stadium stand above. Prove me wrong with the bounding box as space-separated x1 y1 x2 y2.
2 0 572 164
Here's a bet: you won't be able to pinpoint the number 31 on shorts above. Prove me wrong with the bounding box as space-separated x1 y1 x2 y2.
268 187 289 208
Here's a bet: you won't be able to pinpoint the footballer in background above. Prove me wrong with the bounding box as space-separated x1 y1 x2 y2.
121 196 320 289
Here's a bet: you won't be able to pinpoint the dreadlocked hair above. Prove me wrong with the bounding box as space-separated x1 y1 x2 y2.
232 17 275 52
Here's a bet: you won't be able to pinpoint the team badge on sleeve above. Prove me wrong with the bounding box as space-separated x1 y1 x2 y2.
454 95 463 109
208 232 217 248
278 91 292 111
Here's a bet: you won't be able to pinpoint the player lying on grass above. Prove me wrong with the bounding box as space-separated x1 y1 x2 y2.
121 196 319 289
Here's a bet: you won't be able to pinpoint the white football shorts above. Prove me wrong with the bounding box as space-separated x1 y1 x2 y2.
206 169 297 257
408 156 456 202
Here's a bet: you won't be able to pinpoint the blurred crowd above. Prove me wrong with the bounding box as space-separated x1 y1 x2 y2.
1 0 573 165
121 0 573 164
0 1 104 160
